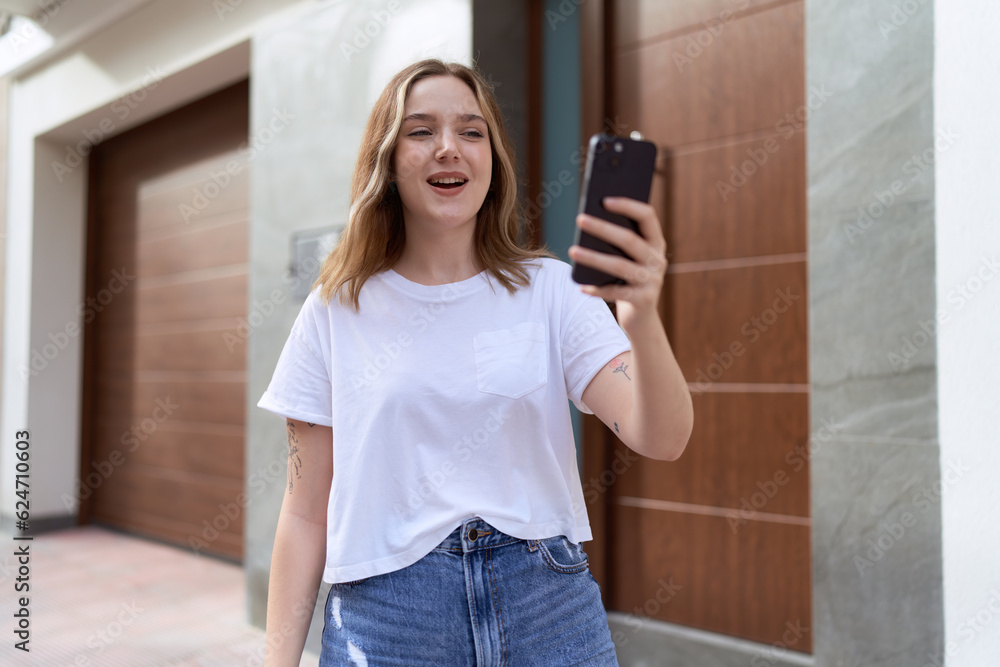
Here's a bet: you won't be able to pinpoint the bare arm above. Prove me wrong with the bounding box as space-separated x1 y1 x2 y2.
265 419 333 666
570 197 694 460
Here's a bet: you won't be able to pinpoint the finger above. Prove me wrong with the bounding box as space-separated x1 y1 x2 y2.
576 213 649 262
569 245 660 286
601 197 666 252
575 213 668 277
581 282 638 303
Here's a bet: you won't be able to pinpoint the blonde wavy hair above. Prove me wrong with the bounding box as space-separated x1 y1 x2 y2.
314 59 548 309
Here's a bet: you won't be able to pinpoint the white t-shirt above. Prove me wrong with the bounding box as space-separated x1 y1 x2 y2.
258 257 631 583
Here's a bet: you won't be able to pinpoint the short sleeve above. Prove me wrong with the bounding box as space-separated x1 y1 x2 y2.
257 294 334 426
560 276 632 414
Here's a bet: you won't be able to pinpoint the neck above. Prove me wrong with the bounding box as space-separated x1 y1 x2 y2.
393 219 481 285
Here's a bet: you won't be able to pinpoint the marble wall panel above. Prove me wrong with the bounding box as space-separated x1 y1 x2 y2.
807 0 943 664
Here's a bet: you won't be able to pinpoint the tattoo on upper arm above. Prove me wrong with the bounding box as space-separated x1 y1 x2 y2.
307 422 315 427
609 357 631 381
286 421 303 493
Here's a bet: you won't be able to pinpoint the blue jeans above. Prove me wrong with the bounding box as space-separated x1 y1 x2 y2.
319 517 619 666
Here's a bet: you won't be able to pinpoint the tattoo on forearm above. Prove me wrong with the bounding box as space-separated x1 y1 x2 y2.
609 358 631 381
614 421 620 434
286 422 303 493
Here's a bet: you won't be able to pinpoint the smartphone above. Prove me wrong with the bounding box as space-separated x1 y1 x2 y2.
571 133 657 286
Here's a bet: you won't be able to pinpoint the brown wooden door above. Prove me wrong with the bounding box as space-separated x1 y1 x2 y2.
582 0 811 651
81 81 250 561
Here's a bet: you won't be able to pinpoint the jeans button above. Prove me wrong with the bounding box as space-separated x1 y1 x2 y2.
468 528 479 542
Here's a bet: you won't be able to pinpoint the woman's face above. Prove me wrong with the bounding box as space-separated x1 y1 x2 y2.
392 75 493 236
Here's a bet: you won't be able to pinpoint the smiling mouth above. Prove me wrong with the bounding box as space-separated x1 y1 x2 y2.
428 177 468 190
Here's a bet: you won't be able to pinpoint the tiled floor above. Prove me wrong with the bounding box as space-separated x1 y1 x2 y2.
0 526 321 666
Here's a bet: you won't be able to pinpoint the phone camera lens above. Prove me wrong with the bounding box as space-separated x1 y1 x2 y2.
614 142 623 153
596 141 607 153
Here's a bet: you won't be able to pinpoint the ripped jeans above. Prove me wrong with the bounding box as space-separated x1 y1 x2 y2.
319 517 619 666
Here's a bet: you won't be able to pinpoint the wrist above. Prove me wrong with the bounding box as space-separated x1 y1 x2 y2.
617 302 663 337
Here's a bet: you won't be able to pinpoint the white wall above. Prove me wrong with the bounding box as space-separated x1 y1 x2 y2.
935 1 1000 663
0 0 311 526
23 138 87 518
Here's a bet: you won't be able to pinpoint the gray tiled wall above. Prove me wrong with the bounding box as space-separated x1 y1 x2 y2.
807 0 943 664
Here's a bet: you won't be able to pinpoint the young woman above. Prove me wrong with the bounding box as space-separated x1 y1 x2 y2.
258 59 693 666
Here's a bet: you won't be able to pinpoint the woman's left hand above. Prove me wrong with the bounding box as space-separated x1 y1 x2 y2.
567 197 668 331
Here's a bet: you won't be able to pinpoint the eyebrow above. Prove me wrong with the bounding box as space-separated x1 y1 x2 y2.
402 112 487 124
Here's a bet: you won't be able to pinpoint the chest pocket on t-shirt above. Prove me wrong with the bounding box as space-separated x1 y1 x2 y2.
473 322 548 399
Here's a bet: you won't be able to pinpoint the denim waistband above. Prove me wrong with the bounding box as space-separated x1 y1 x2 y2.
434 517 524 553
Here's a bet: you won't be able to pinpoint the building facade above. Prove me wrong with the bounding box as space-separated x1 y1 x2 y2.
0 0 997 665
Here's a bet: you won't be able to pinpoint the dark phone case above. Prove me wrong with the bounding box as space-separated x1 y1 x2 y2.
571 134 657 286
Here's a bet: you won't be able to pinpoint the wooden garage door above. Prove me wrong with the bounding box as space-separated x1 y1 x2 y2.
81 81 249 561
581 0 811 651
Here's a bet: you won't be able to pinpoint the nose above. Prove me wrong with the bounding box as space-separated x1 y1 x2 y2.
435 130 459 161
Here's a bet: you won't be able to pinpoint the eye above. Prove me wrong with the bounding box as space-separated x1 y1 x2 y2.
463 129 485 138
407 128 431 136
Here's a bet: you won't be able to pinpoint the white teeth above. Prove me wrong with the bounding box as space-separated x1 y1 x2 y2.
429 177 466 185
